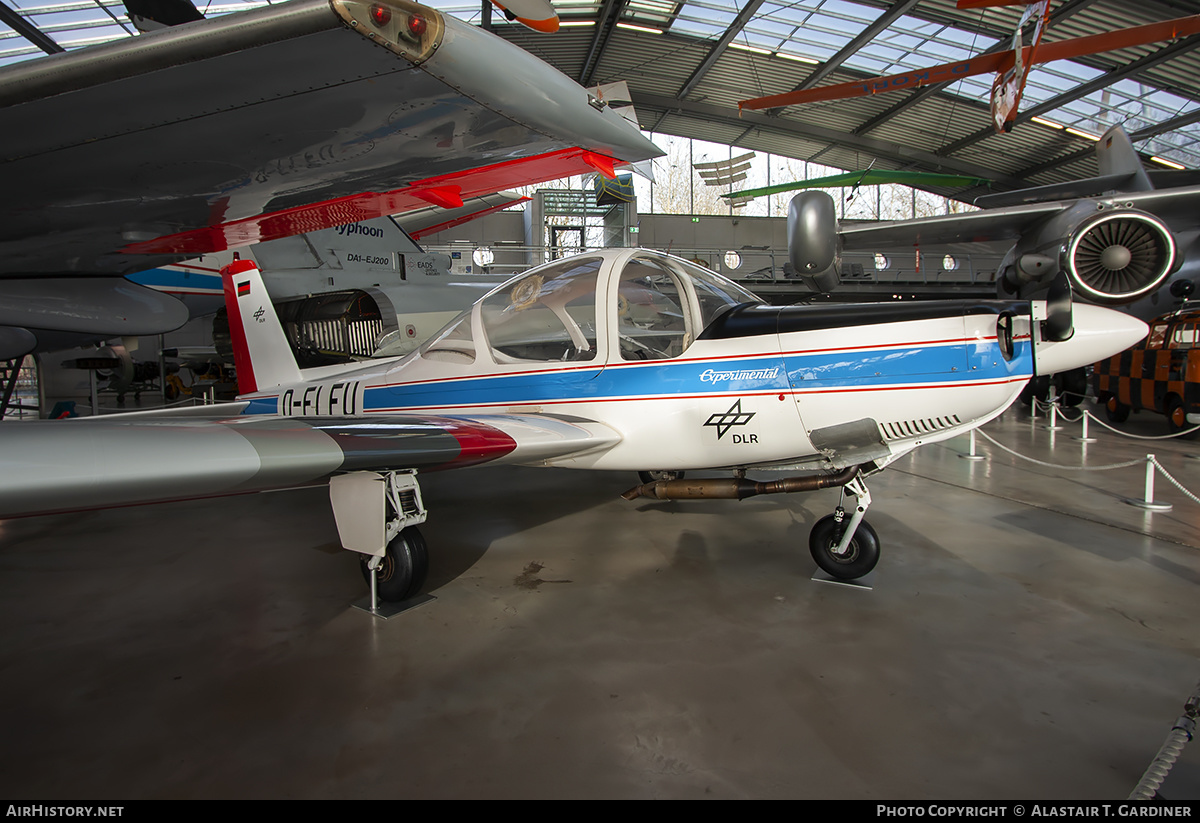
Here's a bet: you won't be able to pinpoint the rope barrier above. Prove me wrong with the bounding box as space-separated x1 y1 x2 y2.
974 429 1144 472
1032 397 1200 440
1128 679 1200 800
965 402 1200 508
1079 409 1200 440
1151 456 1200 507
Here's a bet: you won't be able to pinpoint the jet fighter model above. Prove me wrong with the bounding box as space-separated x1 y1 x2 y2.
0 245 1146 604
0 0 660 360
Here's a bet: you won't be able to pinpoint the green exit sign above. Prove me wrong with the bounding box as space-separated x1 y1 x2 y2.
628 226 639 234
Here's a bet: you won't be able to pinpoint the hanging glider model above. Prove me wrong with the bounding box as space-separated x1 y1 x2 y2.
739 4 1200 135
722 169 991 206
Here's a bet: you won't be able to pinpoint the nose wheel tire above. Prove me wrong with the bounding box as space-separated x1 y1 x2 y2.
809 515 880 580
360 527 429 603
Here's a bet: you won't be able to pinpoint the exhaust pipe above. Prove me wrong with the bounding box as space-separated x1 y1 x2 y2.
621 466 860 501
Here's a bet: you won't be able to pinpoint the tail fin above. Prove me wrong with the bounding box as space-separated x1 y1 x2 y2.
1097 125 1154 192
220 260 301 395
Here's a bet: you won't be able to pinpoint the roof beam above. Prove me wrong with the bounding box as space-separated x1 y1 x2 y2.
677 0 765 99
630 90 1025 187
935 33 1200 159
0 0 64 55
579 0 628 87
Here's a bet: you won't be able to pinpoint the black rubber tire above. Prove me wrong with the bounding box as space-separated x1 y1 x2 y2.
1105 396 1131 424
1021 376 1050 408
809 514 880 580
360 527 429 603
638 470 685 484
1057 368 1088 408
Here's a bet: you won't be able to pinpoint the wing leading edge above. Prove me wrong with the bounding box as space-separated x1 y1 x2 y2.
0 413 620 519
0 0 661 276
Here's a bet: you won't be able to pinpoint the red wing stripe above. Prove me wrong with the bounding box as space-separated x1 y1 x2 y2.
432 417 518 470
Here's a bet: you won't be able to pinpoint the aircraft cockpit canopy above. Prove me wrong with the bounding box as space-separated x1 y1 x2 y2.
417 251 762 367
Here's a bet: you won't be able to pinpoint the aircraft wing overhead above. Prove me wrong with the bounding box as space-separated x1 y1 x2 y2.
1112 184 1200 228
0 411 620 519
839 200 1068 250
0 0 661 277
837 183 1200 251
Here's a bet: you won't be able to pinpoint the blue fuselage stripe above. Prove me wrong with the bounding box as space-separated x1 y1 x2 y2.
356 340 1032 412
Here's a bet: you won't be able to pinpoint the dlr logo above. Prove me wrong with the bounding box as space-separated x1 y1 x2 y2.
733 434 759 444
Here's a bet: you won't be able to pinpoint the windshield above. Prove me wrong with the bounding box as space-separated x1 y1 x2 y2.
480 257 602 363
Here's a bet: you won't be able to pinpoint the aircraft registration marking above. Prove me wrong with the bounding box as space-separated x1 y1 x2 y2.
279 381 361 416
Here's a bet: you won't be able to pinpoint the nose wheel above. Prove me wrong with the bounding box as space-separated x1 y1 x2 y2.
809 476 879 580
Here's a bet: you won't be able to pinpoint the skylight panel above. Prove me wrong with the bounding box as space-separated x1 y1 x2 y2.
920 20 995 49
757 2 816 29
625 0 679 26
682 0 740 13
817 0 875 25
670 18 729 39
750 17 802 38
876 31 923 52
859 43 910 65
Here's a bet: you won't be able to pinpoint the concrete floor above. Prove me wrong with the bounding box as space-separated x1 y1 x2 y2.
0 403 1197 799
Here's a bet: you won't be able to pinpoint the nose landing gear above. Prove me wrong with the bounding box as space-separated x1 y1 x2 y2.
809 475 879 581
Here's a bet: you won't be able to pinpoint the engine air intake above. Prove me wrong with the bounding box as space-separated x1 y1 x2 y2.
1066 211 1175 304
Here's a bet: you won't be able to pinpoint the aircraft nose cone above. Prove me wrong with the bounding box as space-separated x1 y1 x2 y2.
1034 304 1148 377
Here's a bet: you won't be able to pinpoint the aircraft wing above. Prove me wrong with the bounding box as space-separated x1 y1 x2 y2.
837 183 1200 251
398 192 531 240
0 0 660 277
1110 184 1200 229
0 409 620 519
839 201 1068 249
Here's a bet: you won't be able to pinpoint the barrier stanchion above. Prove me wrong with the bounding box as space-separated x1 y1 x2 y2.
1074 410 1098 443
959 429 986 461
1043 401 1063 432
1123 454 1173 512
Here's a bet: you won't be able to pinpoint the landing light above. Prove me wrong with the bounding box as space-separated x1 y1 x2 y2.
369 2 391 26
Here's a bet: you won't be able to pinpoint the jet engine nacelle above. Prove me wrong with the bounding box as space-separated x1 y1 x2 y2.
787 191 841 293
1001 204 1178 306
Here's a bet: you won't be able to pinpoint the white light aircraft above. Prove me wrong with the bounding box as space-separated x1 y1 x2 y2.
0 243 1147 606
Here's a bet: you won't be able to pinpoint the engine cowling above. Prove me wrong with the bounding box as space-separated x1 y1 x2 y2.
1063 209 1176 305
787 191 841 293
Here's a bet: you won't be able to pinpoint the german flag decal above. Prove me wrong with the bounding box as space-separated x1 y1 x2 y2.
236 280 250 297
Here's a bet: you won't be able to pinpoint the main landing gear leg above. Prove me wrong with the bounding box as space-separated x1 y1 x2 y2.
329 470 434 619
809 475 880 584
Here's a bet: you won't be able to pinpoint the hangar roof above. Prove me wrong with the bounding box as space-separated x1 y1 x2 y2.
2 0 1199 202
